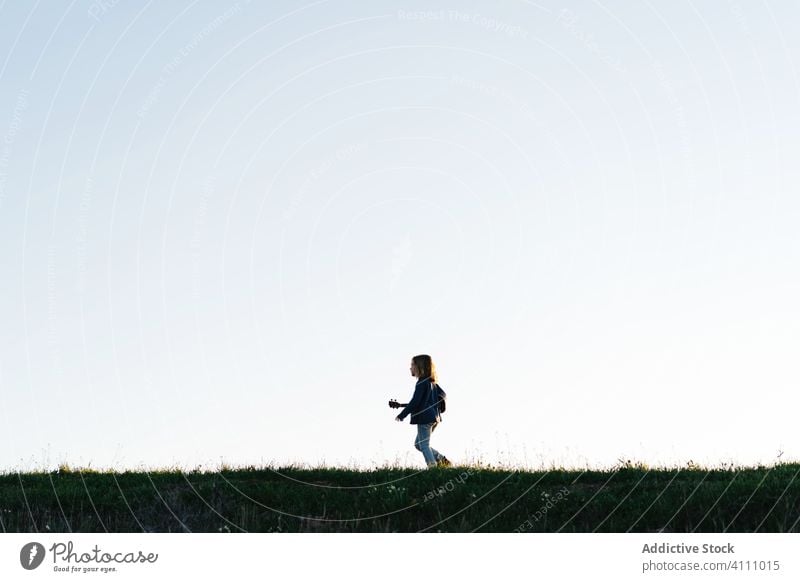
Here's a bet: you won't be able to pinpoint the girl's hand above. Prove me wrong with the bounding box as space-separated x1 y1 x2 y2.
395 415 403 422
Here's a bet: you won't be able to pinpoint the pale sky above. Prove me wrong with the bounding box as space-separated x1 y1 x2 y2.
1 0 798 472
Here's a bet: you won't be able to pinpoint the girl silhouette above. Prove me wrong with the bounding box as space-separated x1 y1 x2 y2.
392 354 451 468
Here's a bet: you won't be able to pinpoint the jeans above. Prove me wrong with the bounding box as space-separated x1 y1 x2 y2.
414 421 444 467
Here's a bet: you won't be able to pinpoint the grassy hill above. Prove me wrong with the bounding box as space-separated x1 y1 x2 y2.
2 461 799 532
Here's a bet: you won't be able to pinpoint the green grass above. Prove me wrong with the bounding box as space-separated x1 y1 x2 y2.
2 460 800 532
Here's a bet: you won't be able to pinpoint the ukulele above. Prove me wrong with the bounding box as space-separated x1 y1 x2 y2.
388 399 407 409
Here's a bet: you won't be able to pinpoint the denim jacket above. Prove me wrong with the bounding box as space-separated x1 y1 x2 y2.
397 376 441 425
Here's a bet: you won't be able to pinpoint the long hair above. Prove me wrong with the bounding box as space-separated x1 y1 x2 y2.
412 354 437 383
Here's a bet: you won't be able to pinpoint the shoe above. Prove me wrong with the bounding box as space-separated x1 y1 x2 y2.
436 457 452 468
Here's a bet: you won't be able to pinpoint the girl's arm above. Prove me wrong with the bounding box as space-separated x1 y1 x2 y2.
397 383 425 421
